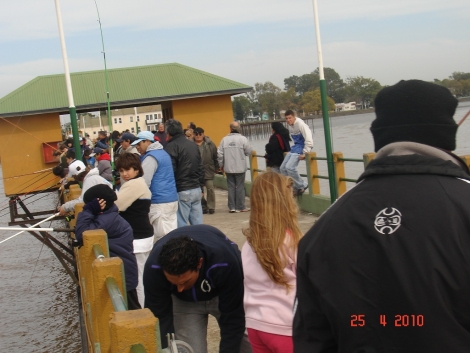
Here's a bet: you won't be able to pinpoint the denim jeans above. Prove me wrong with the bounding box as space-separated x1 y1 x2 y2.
173 295 253 353
177 188 203 227
280 152 308 191
226 173 246 211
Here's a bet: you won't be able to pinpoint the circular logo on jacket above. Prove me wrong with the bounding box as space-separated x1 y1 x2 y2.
374 207 402 235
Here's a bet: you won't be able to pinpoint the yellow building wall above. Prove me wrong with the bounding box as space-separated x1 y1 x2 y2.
171 95 234 146
0 113 62 196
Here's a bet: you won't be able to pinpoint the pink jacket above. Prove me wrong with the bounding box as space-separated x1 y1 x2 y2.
242 236 297 336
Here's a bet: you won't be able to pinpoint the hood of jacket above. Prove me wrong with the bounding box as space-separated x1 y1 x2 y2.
358 141 470 182
98 152 111 162
146 141 164 152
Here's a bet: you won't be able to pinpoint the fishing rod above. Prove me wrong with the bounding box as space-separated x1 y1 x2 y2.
0 212 62 245
0 227 74 234
93 0 115 172
458 109 470 126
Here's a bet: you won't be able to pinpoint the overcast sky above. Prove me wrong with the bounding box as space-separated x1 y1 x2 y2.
1 0 469 100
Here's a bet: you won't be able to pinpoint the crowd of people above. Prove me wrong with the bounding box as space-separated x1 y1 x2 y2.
53 79 470 352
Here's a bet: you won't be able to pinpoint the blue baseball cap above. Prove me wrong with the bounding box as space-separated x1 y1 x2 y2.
131 131 155 146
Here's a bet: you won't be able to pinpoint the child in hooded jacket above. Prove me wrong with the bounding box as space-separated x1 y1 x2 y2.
75 184 140 310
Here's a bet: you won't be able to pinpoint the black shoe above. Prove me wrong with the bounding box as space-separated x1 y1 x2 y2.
209 209 215 214
203 210 208 214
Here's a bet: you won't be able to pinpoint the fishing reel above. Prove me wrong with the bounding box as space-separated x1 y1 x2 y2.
161 333 194 353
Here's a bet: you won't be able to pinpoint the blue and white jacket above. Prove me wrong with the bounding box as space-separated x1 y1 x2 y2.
288 117 314 154
141 142 178 204
143 224 245 353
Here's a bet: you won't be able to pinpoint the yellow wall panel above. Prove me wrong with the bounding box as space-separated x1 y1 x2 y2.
171 95 234 146
0 113 62 196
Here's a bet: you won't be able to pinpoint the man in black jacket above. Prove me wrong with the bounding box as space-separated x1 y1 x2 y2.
143 225 251 353
294 80 470 352
164 119 205 227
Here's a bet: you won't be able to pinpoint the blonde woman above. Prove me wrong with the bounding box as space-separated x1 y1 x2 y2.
242 172 302 353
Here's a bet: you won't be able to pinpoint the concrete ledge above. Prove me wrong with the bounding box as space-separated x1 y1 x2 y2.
213 174 331 215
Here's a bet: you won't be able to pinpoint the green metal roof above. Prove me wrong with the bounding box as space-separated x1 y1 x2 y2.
0 63 252 117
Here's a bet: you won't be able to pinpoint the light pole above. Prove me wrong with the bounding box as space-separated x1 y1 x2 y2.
311 0 337 203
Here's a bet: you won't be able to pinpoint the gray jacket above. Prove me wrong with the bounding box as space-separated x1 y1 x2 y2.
217 132 252 174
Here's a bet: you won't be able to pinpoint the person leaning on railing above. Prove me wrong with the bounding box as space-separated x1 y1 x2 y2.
75 184 140 310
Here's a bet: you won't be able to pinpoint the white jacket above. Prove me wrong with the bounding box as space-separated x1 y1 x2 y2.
217 132 252 174
62 168 112 212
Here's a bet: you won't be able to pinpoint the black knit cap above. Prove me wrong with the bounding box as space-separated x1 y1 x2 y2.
83 184 117 211
371 79 458 152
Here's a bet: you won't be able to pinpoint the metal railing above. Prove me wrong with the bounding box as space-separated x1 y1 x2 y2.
247 150 373 197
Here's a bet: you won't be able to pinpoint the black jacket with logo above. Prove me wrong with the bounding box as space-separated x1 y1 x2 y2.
294 152 470 352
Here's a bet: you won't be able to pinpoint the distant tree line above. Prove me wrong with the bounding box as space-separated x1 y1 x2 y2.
232 68 470 121
434 72 470 98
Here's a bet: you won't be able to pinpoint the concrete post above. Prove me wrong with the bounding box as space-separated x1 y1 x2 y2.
92 257 126 352
333 152 347 196
305 152 320 195
77 230 110 350
363 153 376 168
249 150 259 181
109 309 161 353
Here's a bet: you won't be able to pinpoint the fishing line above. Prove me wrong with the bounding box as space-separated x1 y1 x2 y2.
0 188 58 219
7 170 49 196
0 116 60 151
0 179 60 218
0 179 57 212
2 168 54 182
0 172 47 212
6 175 58 208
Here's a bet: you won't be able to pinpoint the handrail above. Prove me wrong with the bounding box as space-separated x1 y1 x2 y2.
105 277 127 312
93 244 105 259
246 150 368 198
338 157 363 162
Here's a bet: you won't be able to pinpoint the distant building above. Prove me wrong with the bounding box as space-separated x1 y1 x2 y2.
335 102 356 112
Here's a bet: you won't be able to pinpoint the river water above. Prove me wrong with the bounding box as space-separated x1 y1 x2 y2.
0 101 469 352
0 169 81 352
248 101 470 193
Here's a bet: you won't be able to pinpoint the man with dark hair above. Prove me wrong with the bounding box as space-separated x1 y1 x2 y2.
193 127 219 214
280 109 313 196
143 224 250 353
164 119 205 227
294 80 470 352
217 121 252 213
131 131 178 242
